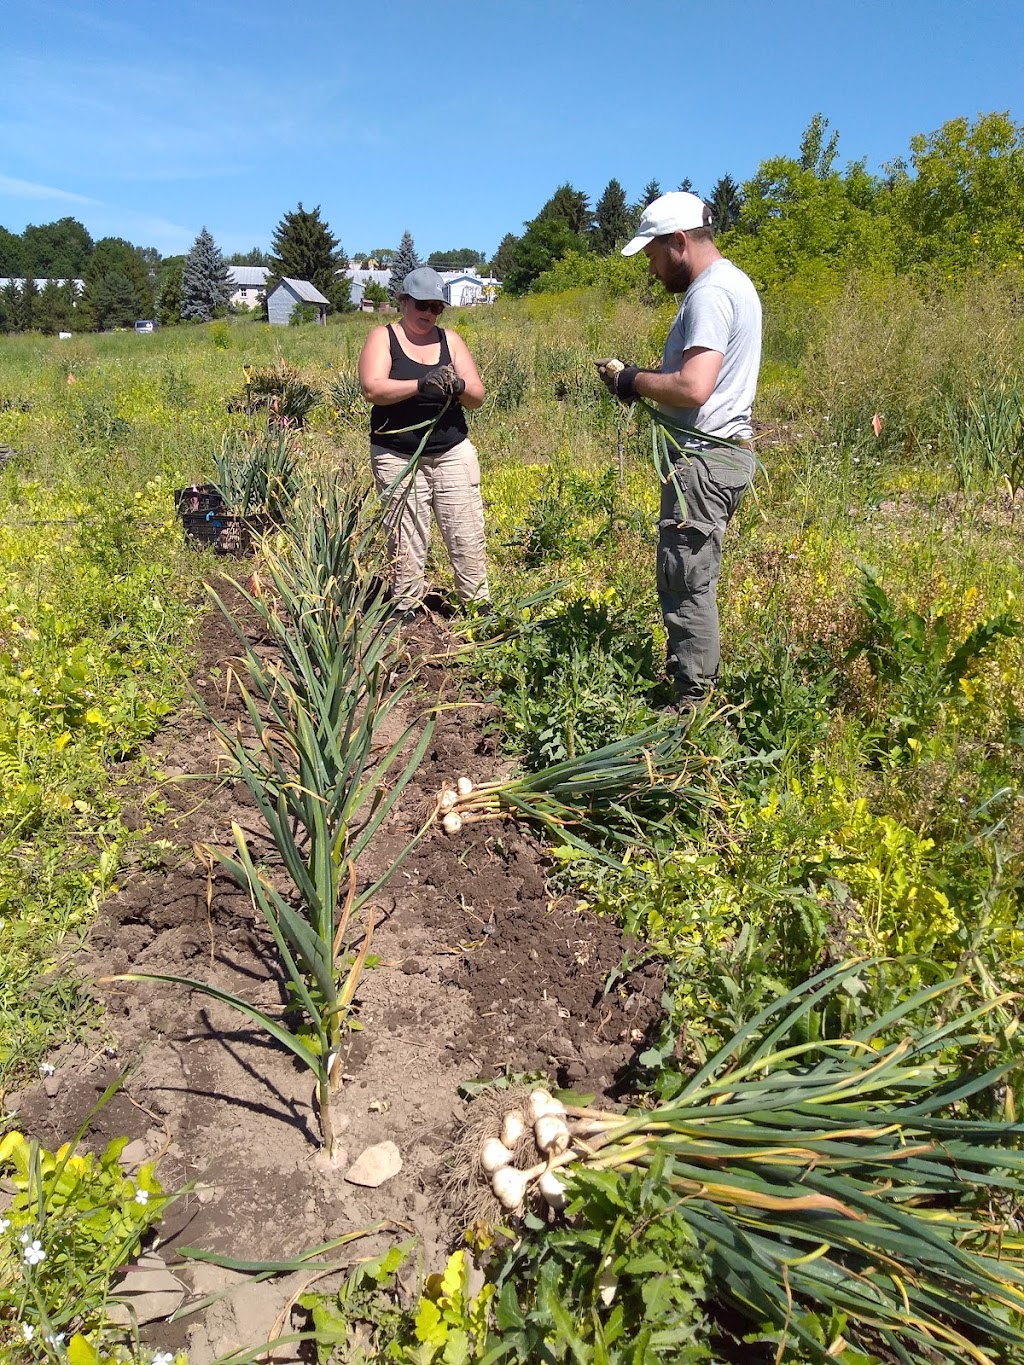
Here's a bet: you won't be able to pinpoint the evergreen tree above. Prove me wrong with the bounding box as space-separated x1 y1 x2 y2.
591 178 632 254
17 276 39 330
181 227 232 322
677 177 698 195
488 233 520 280
79 238 153 330
388 230 422 297
0 280 20 332
269 203 350 311
537 183 593 235
34 279 76 334
641 179 662 205
709 174 742 231
157 258 185 326
88 272 140 330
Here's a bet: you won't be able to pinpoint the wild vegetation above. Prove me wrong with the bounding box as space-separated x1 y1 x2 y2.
3 109 1024 1363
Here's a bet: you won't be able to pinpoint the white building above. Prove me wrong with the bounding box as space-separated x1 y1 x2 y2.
226 265 269 309
438 270 498 307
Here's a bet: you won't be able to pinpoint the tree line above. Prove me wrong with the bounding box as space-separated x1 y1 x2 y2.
510 111 1024 296
3 110 1021 331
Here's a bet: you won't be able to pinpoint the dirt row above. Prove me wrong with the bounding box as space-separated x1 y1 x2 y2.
9 584 662 1362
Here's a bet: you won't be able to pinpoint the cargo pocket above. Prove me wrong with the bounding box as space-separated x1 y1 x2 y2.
657 519 718 596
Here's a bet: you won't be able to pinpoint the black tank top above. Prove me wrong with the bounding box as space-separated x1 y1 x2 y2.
369 325 469 455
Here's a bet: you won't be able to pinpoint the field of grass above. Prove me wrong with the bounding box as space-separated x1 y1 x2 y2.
2 273 1024 1362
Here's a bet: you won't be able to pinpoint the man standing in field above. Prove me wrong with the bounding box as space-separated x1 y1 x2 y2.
597 191 762 711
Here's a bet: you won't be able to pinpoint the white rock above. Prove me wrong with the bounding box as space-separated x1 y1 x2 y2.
344 1140 402 1187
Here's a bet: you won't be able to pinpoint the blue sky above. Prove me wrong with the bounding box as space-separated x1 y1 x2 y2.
3 0 1022 261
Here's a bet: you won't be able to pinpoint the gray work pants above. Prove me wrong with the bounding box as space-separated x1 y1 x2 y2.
371 438 490 611
657 447 754 702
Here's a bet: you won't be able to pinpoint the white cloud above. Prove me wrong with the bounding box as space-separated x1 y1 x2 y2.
0 174 97 204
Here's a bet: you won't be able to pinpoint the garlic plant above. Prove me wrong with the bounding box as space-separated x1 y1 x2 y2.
108 478 435 1161
459 965 1024 1363
434 722 724 866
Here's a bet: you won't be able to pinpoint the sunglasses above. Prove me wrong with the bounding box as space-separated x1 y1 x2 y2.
411 299 444 315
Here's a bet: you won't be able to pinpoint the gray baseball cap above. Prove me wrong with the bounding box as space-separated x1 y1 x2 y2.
400 266 445 302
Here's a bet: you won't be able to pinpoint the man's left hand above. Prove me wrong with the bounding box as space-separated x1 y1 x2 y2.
595 357 641 403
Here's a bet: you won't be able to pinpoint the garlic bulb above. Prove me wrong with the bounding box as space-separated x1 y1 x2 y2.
538 1170 567 1211
527 1089 554 1122
480 1137 514 1174
528 1090 566 1122
456 776 474 796
500 1109 526 1149
534 1113 570 1155
442 812 463 834
492 1165 528 1211
439 789 457 813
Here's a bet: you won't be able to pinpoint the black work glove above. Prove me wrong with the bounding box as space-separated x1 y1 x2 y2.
417 364 466 400
595 357 642 403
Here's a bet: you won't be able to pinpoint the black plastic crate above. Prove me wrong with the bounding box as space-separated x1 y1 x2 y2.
181 510 268 556
174 483 226 516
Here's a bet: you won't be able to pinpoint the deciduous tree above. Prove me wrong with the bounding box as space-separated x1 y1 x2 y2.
427 247 485 270
21 217 93 277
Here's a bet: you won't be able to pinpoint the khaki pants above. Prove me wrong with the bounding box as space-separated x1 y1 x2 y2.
371 438 490 611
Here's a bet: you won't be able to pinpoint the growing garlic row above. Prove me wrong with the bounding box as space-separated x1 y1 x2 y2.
479 1090 575 1214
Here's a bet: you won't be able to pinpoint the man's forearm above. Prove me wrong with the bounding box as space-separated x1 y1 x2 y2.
633 368 711 409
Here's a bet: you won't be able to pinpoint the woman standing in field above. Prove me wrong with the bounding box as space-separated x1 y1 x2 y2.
358 266 490 621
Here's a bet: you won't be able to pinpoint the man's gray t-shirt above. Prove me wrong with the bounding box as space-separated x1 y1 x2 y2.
660 258 762 443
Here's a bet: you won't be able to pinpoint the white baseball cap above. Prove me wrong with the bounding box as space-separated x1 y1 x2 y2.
621 192 712 256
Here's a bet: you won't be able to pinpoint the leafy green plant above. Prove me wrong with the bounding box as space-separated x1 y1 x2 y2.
846 568 1021 758
484 1156 709 1364
0 1120 166 1358
479 592 662 765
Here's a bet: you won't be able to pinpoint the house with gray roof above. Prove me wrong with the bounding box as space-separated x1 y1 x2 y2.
267 278 330 326
226 265 269 310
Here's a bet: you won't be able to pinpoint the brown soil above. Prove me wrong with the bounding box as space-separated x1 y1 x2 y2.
8 583 662 1362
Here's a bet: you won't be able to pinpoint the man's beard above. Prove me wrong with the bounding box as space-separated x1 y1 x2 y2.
662 258 692 292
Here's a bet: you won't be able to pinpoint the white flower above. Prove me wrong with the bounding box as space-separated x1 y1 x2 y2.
22 1323 35 1341
151 1353 174 1365
19 1230 30 1245
39 1062 56 1077
23 1239 45 1266
0 1217 9 1232
135 1188 149 1205
45 1332 65 1348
